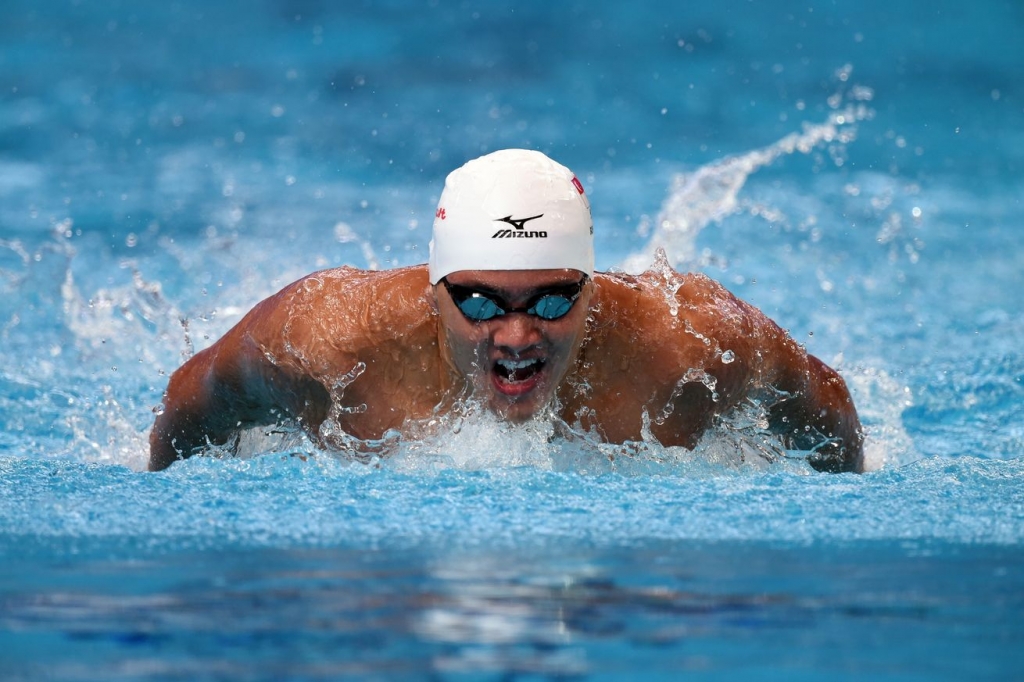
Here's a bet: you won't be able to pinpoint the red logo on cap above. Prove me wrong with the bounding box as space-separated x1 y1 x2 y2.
571 176 585 195
435 207 446 220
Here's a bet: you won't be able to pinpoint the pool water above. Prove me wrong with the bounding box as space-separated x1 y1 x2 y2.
2 0 1023 679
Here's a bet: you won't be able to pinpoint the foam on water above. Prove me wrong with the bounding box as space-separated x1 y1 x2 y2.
3 448 1021 557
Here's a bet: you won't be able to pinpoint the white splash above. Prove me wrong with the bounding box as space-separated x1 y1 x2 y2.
848 364 919 471
619 97 873 274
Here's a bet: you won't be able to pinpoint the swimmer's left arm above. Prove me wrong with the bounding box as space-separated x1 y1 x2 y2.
764 348 865 473
684 276 864 473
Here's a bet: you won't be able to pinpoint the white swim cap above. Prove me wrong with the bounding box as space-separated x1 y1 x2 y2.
428 149 594 284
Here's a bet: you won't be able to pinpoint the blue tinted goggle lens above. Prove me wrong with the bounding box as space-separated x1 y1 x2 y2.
458 295 503 320
444 279 586 322
530 294 573 319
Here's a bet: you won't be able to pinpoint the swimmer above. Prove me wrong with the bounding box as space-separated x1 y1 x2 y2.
149 149 864 472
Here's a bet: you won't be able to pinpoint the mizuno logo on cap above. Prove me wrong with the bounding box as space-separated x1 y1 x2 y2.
491 214 547 239
496 214 543 230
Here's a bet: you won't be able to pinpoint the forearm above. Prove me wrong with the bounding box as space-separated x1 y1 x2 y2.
769 354 864 472
148 346 256 471
149 399 235 471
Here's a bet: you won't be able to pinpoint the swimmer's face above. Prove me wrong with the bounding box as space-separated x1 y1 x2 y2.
435 269 592 422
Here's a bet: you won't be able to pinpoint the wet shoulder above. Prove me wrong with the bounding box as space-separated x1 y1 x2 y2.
589 269 760 364
592 270 738 326
290 264 430 316
586 269 765 405
272 264 436 352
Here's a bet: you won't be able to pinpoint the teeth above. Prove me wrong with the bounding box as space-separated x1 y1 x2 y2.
496 358 540 370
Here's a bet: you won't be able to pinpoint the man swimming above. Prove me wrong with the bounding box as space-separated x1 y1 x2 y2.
149 149 864 472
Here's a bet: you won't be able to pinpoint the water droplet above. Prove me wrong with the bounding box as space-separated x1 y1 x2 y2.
721 350 735 364
152 403 165 415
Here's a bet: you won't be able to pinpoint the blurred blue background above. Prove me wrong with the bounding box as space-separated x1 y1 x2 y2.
1 1 1023 679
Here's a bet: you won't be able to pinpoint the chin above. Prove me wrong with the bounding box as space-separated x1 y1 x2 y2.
484 369 555 422
485 388 552 423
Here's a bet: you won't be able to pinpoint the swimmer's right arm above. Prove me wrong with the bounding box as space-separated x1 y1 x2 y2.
148 286 330 471
148 342 254 471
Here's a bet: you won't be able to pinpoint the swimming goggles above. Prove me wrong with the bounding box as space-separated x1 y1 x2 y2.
442 277 588 322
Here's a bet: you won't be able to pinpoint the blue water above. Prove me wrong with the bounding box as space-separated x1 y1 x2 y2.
2 0 1023 679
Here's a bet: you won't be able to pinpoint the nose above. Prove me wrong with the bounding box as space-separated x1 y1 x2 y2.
491 313 542 352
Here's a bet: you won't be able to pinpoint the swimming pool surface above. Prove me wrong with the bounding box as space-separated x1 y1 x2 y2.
2 0 1023 679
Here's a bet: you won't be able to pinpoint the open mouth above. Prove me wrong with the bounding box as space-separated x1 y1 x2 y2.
493 357 545 384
